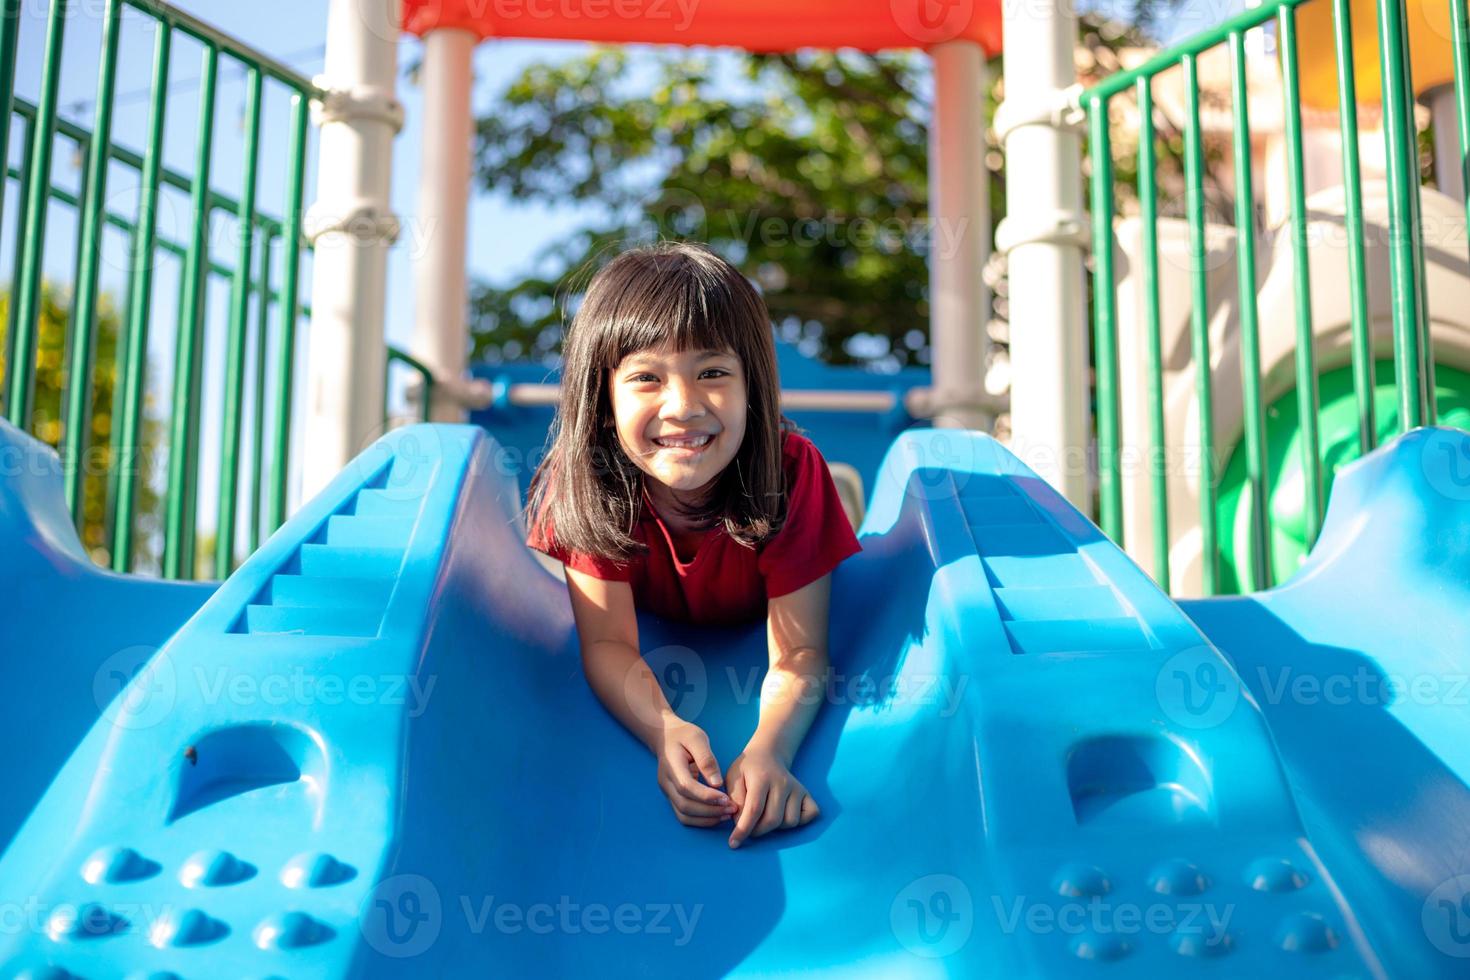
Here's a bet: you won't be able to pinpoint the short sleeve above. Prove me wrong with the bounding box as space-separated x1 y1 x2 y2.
526 514 632 582
758 435 863 598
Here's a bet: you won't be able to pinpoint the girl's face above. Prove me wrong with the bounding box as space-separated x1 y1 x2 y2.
607 343 747 504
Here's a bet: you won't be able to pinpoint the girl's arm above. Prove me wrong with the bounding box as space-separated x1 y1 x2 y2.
562 566 672 750
748 572 835 766
725 572 833 848
563 566 735 825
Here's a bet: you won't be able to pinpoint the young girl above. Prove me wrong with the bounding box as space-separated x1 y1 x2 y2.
525 242 862 850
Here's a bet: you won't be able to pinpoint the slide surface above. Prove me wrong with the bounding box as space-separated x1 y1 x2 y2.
1 420 1467 977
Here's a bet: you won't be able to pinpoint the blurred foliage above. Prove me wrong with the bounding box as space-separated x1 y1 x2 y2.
0 281 165 570
467 8 1179 371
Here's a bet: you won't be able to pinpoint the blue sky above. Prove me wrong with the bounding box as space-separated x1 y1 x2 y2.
6 0 1239 571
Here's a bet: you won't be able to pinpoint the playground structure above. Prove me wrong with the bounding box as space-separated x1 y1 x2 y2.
1108 1 1470 594
1 0 1470 975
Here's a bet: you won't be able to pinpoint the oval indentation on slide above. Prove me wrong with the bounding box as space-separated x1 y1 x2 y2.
1065 735 1214 827
168 723 327 824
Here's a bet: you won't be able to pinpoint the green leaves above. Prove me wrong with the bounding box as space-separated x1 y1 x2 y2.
470 47 964 370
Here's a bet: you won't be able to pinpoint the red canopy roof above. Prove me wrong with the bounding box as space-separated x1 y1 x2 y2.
400 0 1002 55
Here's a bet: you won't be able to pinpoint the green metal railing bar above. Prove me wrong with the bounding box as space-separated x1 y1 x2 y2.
1086 94 1123 543
1229 29 1271 592
0 0 19 252
110 22 170 573
1376 0 1432 429
62 0 123 517
1182 53 1218 595
1454 0 1470 294
215 66 262 580
2 115 28 417
1334 0 1375 456
162 43 218 580
1135 76 1170 592
248 234 273 556
5 0 67 428
1277 4 1323 548
265 93 310 538
386 347 435 425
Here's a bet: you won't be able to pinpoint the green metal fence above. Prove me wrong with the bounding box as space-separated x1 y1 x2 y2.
0 0 323 581
1082 0 1454 595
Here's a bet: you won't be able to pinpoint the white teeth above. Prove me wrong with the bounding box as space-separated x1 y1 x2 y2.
654 435 711 448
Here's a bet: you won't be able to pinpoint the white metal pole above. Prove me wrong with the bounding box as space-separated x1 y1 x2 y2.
412 28 477 423
302 0 403 499
926 39 992 432
995 0 1090 509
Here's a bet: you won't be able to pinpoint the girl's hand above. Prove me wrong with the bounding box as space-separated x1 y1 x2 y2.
657 720 739 828
724 744 821 849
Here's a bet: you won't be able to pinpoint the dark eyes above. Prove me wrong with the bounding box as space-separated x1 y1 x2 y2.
629 369 730 383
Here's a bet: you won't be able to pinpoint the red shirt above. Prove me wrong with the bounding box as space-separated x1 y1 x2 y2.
527 430 862 625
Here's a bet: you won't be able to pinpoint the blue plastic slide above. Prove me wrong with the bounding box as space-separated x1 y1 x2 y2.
1 416 1468 977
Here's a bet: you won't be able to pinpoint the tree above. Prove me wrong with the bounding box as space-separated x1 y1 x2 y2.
0 281 165 570
471 47 953 371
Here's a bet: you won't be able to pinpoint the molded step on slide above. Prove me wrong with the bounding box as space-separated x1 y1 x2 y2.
1003 616 1151 654
959 494 1042 527
969 522 1072 558
954 473 1018 500
298 543 402 579
268 574 394 609
995 585 1125 622
323 514 413 549
354 487 423 517
242 603 382 637
984 553 1099 589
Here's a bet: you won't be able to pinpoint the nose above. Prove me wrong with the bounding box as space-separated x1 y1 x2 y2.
658 375 706 421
